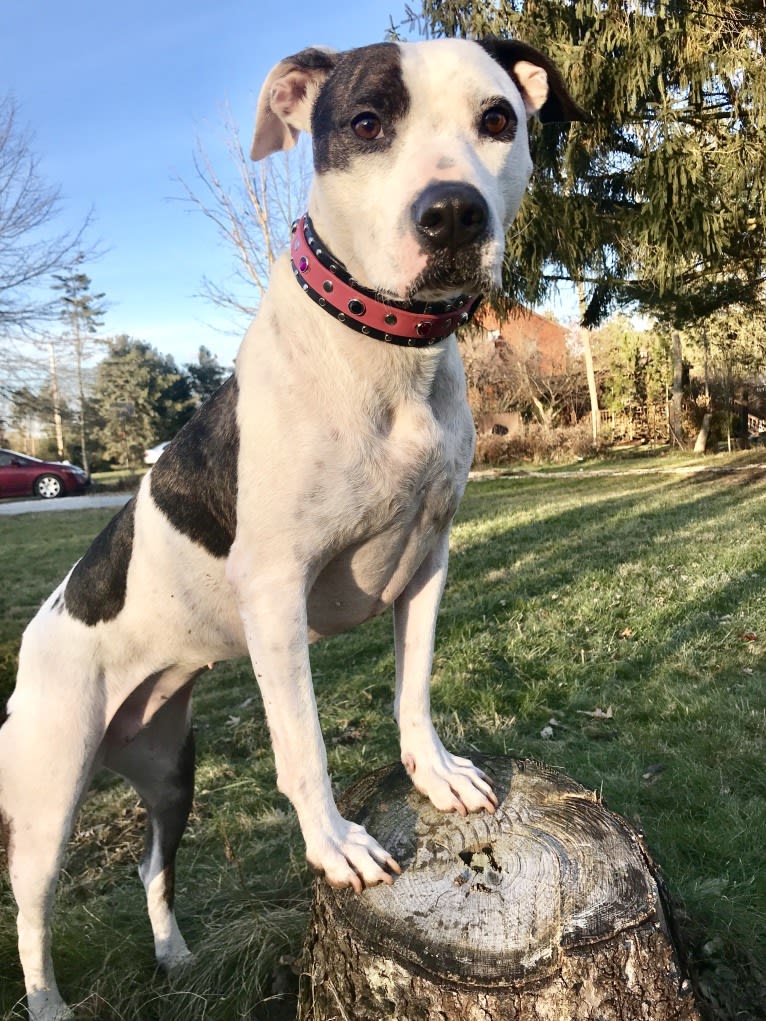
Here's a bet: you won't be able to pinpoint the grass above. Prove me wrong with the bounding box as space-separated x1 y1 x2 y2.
1 450 765 1020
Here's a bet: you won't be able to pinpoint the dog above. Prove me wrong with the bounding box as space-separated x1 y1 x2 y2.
0 37 583 1021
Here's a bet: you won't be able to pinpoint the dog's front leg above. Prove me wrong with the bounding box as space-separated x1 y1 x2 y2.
227 556 400 891
394 531 498 816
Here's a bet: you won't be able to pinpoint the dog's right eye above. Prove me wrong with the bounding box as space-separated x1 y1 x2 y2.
352 112 383 140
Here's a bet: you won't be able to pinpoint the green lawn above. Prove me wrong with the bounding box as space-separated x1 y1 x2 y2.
1 455 765 1020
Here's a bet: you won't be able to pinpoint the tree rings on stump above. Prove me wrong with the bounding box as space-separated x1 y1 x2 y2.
298 757 700 1021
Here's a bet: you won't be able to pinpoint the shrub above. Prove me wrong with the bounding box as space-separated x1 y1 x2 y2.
473 420 602 466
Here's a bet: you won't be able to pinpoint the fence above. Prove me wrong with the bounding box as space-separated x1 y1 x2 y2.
597 403 667 442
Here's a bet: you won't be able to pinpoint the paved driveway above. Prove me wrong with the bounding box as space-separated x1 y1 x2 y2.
0 492 133 516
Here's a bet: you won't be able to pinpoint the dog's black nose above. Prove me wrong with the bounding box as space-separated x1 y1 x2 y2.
413 183 489 252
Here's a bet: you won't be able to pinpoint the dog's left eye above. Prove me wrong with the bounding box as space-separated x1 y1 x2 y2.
481 107 511 137
352 112 383 140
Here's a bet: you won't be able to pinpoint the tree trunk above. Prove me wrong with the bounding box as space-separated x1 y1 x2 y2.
75 335 90 475
577 282 600 444
298 758 699 1021
694 413 712 454
48 340 65 458
669 330 685 448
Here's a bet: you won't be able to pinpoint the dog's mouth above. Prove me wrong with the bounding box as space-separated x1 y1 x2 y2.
406 252 493 302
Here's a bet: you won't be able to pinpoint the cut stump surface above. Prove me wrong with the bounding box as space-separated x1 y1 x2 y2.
299 757 700 1021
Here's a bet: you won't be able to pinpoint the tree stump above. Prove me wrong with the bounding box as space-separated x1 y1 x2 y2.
298 757 700 1021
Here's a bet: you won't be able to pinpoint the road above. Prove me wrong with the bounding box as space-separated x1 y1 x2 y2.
0 492 133 516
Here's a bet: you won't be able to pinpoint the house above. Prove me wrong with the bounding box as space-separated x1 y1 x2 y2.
469 307 572 434
477 306 570 376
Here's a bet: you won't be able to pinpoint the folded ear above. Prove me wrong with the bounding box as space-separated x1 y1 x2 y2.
478 38 588 123
251 46 338 161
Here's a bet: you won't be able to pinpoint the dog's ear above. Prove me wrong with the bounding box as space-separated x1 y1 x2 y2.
251 47 338 160
478 38 588 123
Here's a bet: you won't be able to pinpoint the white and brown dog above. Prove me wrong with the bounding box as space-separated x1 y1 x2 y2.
0 37 583 1020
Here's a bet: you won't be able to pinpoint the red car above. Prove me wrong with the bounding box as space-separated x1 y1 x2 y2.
0 448 90 500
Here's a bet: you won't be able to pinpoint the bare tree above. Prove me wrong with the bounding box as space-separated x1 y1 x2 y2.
0 95 89 339
176 104 311 323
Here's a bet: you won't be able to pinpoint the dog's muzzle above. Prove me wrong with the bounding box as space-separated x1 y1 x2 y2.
407 182 493 298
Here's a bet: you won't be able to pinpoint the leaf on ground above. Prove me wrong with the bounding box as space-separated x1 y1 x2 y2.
578 706 614 719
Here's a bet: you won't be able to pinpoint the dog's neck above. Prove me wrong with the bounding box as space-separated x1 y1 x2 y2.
290 215 480 348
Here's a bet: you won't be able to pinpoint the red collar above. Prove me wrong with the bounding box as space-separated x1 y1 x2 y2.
290 214 480 347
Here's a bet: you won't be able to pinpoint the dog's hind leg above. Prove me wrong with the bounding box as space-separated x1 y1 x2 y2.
104 676 196 972
0 693 102 1021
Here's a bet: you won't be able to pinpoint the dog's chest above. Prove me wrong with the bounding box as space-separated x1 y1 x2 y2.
305 397 472 638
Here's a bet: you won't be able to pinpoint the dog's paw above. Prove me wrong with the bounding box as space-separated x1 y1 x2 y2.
158 945 195 974
305 818 401 894
26 991 75 1021
402 747 498 816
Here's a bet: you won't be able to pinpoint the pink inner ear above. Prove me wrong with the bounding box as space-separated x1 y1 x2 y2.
270 79 294 118
513 60 550 116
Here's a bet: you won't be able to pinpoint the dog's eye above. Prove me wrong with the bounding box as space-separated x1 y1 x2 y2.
352 112 383 141
481 107 511 137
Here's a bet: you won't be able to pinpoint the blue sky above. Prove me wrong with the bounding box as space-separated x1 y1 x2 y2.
2 0 411 369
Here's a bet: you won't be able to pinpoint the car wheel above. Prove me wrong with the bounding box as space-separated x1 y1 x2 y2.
35 474 64 499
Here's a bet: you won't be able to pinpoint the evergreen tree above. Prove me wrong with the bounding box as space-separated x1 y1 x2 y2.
185 345 228 404
52 256 106 473
92 336 193 467
418 0 766 327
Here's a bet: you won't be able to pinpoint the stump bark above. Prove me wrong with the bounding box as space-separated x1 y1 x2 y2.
298 757 700 1021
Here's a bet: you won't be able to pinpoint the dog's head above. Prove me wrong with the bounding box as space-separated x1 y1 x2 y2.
251 38 584 303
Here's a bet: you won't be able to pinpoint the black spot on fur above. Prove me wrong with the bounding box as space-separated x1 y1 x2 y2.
311 43 410 174
50 592 64 613
150 375 239 557
64 499 136 626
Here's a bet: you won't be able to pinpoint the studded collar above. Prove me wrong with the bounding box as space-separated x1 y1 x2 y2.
289 214 480 347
